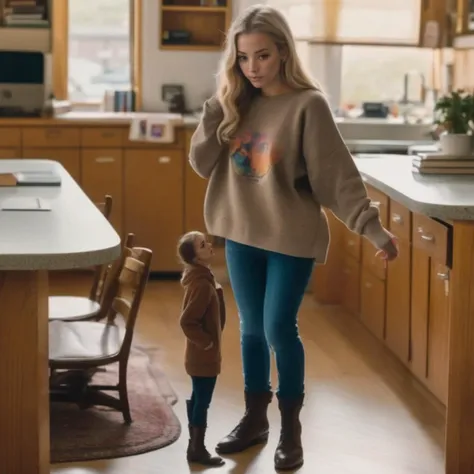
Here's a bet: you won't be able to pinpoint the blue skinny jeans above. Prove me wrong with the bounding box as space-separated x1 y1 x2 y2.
225 240 314 398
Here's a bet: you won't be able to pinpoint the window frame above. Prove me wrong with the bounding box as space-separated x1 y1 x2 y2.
51 0 142 110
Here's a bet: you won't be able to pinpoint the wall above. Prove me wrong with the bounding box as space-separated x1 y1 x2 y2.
140 0 263 112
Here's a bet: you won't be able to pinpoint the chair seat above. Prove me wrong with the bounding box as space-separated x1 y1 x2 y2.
49 320 125 362
48 296 101 321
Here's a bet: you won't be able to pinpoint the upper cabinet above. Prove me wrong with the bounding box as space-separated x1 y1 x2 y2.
159 0 232 51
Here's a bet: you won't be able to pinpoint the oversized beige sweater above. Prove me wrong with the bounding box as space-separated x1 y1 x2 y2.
189 89 391 262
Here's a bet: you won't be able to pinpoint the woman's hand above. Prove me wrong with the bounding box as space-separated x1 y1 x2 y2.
375 236 399 264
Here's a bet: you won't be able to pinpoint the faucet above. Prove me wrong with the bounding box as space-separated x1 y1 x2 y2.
401 71 426 106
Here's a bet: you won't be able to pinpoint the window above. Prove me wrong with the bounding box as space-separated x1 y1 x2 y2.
68 0 131 103
340 45 434 107
53 0 141 108
268 0 422 45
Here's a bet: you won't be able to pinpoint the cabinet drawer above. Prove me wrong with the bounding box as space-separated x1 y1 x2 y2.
360 268 386 341
362 238 386 280
22 127 80 148
367 185 389 226
388 200 411 242
341 254 360 316
412 213 448 264
0 127 21 147
81 127 123 147
343 228 361 261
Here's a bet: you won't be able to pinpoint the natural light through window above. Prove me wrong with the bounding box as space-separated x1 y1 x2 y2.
68 0 131 103
340 46 434 107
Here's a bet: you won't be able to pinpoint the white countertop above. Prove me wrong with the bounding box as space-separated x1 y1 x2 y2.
0 160 121 270
355 154 474 221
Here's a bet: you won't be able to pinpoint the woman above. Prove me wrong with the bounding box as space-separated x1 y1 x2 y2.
188 4 398 471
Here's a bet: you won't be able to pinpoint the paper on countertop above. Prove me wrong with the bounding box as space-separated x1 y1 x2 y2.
129 113 183 144
1 197 52 211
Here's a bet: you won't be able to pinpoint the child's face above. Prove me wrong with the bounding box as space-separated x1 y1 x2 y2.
193 233 214 264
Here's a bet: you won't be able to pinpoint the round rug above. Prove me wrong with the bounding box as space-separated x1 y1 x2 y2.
50 345 181 463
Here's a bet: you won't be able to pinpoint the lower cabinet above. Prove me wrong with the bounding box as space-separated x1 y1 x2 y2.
124 149 184 273
23 148 81 183
320 186 452 405
80 148 124 238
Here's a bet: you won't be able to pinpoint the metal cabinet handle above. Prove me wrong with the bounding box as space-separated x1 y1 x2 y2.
95 157 115 163
392 213 403 224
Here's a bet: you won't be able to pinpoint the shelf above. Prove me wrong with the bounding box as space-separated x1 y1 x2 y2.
159 0 231 52
162 6 226 13
0 26 51 52
160 43 222 51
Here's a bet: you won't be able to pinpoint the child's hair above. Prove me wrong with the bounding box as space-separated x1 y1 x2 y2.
177 231 200 265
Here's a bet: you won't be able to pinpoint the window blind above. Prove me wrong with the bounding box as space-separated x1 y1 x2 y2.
268 0 422 46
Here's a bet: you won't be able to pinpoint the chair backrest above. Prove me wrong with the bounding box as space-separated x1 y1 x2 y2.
96 194 113 221
89 195 114 302
106 247 152 358
95 232 136 319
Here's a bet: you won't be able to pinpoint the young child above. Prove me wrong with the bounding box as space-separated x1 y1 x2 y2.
177 231 226 467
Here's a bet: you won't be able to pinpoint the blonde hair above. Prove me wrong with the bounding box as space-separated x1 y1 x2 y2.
215 4 322 144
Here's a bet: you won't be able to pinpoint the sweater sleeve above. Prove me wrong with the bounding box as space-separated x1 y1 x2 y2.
302 92 392 250
180 282 213 349
189 96 226 179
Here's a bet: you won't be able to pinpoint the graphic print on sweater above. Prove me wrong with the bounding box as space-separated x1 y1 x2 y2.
230 130 279 179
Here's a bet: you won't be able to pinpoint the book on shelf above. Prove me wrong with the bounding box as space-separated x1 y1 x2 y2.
412 152 474 175
2 0 49 27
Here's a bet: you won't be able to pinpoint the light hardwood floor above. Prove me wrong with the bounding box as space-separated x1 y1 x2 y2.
50 273 445 474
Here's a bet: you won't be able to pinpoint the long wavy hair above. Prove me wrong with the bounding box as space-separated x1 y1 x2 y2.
215 4 322 144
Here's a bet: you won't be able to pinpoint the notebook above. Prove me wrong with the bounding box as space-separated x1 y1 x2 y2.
1 197 51 211
0 170 61 187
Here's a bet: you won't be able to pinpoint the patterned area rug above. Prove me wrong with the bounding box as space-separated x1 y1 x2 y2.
50 344 181 463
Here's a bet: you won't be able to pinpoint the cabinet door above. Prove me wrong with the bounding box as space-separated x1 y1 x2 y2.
184 129 207 233
427 261 450 404
124 149 184 272
341 254 360 316
410 247 450 404
410 246 430 382
360 268 385 340
385 240 411 364
22 148 81 183
0 149 20 158
81 149 123 237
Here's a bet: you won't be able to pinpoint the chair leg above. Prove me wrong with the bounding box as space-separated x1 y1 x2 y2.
118 360 132 424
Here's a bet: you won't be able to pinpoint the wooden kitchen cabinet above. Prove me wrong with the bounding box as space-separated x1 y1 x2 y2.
385 201 412 365
0 148 20 158
124 149 184 273
410 213 451 404
385 239 411 363
22 148 81 182
341 254 360 316
81 148 123 237
184 128 207 233
360 267 385 340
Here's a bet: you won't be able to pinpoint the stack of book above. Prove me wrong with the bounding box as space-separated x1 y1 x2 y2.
412 153 474 175
2 0 48 28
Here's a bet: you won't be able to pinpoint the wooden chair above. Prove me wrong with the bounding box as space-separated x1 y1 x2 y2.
49 246 152 423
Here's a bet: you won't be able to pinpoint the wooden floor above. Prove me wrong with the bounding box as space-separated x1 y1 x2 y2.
50 273 445 474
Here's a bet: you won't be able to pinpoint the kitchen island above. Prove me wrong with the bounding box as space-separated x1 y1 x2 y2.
0 159 121 474
313 154 474 474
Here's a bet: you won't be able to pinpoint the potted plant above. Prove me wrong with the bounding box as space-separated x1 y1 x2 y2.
434 89 474 156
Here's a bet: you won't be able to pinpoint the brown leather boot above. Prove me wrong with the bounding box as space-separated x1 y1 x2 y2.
274 394 304 471
216 391 273 454
187 425 225 467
